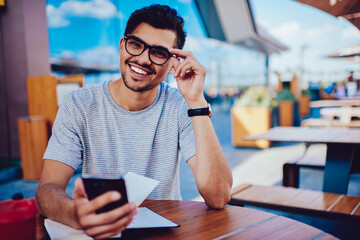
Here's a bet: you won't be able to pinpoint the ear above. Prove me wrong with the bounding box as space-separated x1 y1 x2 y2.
119 37 125 55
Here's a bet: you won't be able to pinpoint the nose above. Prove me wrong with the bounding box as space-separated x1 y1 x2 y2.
134 48 152 65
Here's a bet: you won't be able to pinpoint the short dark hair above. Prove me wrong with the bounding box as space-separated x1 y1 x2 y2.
124 4 187 49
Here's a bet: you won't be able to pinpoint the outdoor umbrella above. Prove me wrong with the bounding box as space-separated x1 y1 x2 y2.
327 42 360 62
297 0 360 30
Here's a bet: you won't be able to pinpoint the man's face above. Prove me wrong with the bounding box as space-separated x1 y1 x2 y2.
119 22 177 92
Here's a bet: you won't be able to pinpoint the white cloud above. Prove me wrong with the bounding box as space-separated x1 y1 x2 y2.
269 21 302 47
55 46 119 68
78 46 119 66
60 0 117 19
47 0 118 28
46 5 70 28
340 26 360 41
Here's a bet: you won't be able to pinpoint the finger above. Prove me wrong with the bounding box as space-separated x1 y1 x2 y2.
179 61 194 78
79 201 137 229
170 57 180 72
84 203 137 238
92 230 122 240
169 48 194 59
80 191 121 216
85 212 134 238
174 60 194 79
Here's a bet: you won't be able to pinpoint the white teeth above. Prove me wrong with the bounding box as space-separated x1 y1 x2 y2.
131 66 147 75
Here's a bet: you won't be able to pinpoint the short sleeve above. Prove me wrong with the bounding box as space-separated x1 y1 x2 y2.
43 94 83 170
178 99 196 162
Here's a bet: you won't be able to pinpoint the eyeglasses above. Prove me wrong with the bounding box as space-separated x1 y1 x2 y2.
124 35 174 65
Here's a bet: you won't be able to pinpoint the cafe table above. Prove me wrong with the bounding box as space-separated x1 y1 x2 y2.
310 99 360 108
119 199 337 239
245 127 360 194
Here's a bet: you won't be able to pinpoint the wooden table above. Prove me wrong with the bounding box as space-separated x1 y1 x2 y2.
120 200 337 239
320 107 360 119
246 127 360 194
301 118 360 128
310 99 360 108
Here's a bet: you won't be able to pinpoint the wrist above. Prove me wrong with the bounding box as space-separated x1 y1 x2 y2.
187 97 207 109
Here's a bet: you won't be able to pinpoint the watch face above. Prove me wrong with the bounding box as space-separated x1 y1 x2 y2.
208 103 212 118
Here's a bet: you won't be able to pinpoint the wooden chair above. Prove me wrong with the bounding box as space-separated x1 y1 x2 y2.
230 184 360 221
18 74 85 180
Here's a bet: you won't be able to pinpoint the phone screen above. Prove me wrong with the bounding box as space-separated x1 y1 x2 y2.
82 174 128 214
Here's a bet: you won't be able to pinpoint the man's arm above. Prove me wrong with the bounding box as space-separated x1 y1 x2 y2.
169 49 233 209
36 159 138 239
36 159 79 227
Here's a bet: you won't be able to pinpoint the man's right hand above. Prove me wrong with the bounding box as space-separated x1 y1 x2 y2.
73 178 138 239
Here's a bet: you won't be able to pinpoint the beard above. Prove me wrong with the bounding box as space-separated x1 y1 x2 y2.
121 73 157 93
120 61 158 92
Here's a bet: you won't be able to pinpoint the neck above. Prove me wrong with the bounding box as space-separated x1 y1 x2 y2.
109 78 159 111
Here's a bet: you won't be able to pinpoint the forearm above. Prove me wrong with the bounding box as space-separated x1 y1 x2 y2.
191 115 233 209
36 183 80 228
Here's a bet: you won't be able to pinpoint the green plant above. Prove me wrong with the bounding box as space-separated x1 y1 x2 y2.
234 86 277 108
301 89 311 95
277 88 296 102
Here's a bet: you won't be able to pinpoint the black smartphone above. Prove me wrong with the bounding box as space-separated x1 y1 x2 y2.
82 174 128 214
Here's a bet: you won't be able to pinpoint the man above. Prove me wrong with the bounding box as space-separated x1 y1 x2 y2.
36 4 232 239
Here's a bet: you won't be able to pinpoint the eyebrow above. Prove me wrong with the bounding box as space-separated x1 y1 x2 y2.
129 35 170 52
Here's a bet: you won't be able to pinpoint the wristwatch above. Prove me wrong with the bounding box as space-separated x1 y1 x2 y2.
188 103 212 118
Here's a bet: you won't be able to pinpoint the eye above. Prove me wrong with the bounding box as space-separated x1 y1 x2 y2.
151 48 169 59
128 39 142 49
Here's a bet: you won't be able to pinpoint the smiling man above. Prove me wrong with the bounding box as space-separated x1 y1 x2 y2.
36 4 232 239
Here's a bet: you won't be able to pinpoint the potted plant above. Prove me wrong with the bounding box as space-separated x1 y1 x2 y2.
299 89 311 117
277 82 297 126
231 86 276 148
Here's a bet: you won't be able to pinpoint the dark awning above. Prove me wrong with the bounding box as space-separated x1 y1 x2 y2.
195 0 288 55
297 0 360 30
50 57 119 75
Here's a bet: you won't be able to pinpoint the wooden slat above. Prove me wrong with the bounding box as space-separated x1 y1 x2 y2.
148 206 274 240
307 192 342 211
329 195 360 214
225 215 336 240
57 74 84 87
147 200 215 223
352 202 360 216
313 234 340 240
230 183 252 195
17 116 48 180
27 75 58 127
247 186 288 203
264 187 302 205
231 184 360 221
284 189 322 208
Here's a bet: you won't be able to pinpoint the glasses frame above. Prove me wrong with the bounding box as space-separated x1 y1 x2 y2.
124 35 175 66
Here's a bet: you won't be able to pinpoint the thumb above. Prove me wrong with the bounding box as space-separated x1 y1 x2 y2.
73 178 87 199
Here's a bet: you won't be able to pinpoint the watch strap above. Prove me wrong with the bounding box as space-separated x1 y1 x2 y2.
188 104 211 118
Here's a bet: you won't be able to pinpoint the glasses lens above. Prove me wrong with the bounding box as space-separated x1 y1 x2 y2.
126 38 144 56
150 48 170 65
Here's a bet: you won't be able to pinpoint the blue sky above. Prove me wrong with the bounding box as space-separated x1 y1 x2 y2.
251 0 360 82
46 0 360 85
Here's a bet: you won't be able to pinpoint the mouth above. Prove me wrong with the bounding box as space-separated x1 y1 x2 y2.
128 63 154 76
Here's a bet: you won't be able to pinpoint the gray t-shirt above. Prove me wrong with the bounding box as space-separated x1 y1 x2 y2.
44 81 196 200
